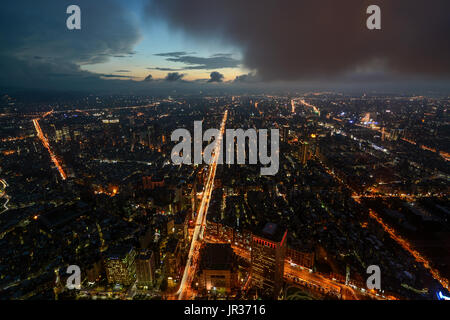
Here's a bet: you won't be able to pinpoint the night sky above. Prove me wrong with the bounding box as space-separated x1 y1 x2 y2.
1 0 449 92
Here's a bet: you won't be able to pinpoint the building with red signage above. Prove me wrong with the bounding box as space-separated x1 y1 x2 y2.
251 223 287 299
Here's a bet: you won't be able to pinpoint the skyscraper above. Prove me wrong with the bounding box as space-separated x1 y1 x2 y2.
300 141 309 165
198 243 238 295
281 125 290 142
135 249 155 289
251 223 287 299
104 245 137 286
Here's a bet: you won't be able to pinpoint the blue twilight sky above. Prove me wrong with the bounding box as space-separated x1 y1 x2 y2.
82 0 246 81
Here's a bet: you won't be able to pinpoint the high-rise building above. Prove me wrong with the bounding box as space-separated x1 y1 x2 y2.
300 141 309 165
147 125 156 149
142 175 164 190
198 243 238 295
104 245 137 286
251 223 287 299
135 249 155 288
62 126 71 141
281 125 290 142
55 129 63 142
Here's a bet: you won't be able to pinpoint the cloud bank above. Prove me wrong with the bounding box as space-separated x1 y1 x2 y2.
147 0 450 81
0 0 141 90
154 52 240 70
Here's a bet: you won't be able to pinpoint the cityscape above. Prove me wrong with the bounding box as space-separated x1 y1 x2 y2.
0 0 450 305
1 93 449 301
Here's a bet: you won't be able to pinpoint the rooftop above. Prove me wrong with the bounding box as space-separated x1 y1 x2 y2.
254 222 287 244
200 243 234 271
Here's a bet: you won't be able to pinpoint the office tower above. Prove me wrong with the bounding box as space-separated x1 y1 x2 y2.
73 130 81 141
198 243 238 295
300 141 309 165
310 134 319 158
55 129 63 142
135 249 155 288
147 125 156 148
281 125 290 142
142 175 164 190
62 126 71 141
251 223 287 299
104 245 137 286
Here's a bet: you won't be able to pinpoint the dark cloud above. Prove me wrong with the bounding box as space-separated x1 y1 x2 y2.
154 51 240 70
147 0 450 80
115 70 131 73
113 54 136 58
165 54 240 70
165 72 185 82
208 71 224 82
211 53 233 58
0 0 141 90
143 74 154 82
147 67 185 71
154 51 195 57
234 72 259 83
101 74 133 78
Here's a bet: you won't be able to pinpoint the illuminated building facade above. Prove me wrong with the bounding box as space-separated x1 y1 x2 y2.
198 243 238 294
104 245 137 286
300 141 309 165
251 223 287 298
281 125 290 142
143 175 165 190
135 249 155 288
